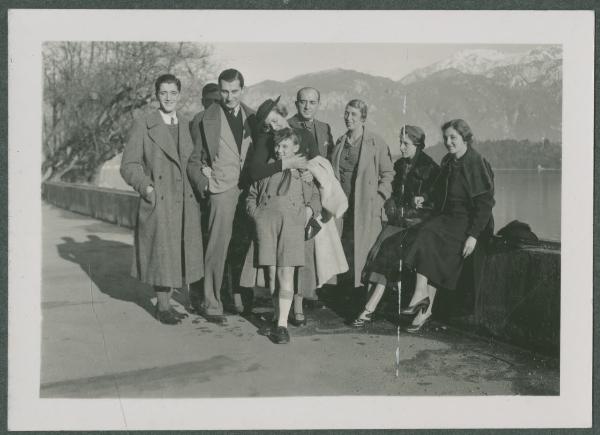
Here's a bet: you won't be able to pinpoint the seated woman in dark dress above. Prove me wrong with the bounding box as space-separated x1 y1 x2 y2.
352 125 439 327
401 119 494 332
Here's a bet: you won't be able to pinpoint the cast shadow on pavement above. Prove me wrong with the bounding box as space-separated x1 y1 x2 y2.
56 235 189 319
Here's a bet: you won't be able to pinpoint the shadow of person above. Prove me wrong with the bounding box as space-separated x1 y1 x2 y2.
56 235 156 317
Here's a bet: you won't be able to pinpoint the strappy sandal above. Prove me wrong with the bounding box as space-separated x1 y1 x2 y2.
351 309 373 327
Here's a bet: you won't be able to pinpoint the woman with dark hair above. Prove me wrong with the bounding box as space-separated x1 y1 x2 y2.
331 99 395 289
399 118 495 332
352 125 439 326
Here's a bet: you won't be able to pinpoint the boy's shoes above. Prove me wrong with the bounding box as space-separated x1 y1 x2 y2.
155 306 182 325
197 307 227 324
270 326 290 344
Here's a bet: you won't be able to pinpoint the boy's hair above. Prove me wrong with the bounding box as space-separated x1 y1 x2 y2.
273 127 300 147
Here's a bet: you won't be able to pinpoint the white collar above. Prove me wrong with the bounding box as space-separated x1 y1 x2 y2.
159 109 178 125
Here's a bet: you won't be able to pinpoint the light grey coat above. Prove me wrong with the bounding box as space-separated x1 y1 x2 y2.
331 128 395 287
120 110 204 287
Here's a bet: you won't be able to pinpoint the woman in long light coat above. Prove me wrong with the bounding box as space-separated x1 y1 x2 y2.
121 74 204 325
331 99 394 288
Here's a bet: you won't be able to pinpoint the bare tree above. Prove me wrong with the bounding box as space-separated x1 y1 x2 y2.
42 41 215 182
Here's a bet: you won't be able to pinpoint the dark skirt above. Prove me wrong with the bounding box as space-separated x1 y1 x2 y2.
403 211 470 290
364 224 421 286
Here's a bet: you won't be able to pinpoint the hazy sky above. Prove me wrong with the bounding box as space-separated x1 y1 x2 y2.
209 43 547 85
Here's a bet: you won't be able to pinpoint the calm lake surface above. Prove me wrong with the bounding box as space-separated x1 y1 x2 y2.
493 170 561 241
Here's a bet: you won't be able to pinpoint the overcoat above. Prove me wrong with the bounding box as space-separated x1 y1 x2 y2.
120 110 204 288
331 128 395 287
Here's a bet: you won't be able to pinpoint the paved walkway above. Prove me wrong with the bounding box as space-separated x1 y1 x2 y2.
41 203 559 398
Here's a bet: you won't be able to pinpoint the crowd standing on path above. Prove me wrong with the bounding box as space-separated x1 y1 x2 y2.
120 69 496 344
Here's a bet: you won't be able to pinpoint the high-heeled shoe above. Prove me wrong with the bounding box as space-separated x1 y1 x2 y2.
406 311 432 333
400 297 431 316
351 309 373 327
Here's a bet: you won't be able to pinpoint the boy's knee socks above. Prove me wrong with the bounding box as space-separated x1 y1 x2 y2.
278 289 294 301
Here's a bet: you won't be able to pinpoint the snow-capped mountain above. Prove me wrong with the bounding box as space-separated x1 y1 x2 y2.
244 46 562 146
400 46 562 88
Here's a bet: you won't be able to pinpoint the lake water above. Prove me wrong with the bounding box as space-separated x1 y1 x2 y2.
493 170 561 241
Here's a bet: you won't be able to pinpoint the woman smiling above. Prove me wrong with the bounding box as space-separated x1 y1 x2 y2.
400 119 495 332
331 99 395 289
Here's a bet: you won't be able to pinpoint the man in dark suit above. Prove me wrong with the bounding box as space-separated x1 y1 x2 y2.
187 69 255 323
190 83 221 146
288 87 334 160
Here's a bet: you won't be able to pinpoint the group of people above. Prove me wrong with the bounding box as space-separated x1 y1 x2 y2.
120 68 495 344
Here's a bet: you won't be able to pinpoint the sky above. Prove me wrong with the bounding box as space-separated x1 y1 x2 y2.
208 43 546 86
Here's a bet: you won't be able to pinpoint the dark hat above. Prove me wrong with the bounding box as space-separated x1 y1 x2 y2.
255 96 281 127
202 83 219 97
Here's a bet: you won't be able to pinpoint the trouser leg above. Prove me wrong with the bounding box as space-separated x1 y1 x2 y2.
202 188 239 315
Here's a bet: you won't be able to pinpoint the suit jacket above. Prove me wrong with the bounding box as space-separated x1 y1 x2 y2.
288 113 334 160
187 102 256 196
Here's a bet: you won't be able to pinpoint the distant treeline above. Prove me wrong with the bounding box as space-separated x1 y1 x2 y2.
426 139 561 170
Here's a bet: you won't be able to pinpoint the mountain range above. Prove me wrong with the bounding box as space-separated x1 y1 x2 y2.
243 46 562 147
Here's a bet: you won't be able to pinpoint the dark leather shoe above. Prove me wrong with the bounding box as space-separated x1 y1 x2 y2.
198 308 227 324
270 326 290 344
155 307 182 325
170 307 189 319
288 313 307 327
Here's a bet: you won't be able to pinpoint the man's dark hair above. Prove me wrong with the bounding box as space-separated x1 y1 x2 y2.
155 74 181 94
202 83 219 97
218 69 245 88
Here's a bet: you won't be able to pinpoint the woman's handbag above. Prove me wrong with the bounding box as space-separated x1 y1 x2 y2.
305 216 322 240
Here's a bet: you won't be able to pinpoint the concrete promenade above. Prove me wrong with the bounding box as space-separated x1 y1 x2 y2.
41 203 559 398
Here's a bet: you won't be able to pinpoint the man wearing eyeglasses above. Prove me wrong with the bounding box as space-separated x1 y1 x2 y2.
288 87 334 160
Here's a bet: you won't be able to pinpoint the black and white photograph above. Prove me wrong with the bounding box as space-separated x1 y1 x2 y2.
7 8 594 431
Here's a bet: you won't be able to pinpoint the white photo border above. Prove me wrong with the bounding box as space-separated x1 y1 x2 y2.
7 8 594 430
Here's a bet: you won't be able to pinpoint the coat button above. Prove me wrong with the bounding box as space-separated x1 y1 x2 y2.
158 175 162 180
189 193 193 198
160 195 164 200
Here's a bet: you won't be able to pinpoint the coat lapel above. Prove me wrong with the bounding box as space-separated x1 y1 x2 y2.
356 128 375 177
178 114 194 165
239 105 253 163
147 111 180 169
331 136 345 179
315 120 326 156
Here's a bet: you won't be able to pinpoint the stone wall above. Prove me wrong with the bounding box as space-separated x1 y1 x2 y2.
42 181 139 229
